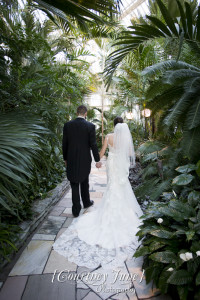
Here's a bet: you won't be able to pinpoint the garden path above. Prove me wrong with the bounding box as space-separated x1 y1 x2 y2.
0 158 171 300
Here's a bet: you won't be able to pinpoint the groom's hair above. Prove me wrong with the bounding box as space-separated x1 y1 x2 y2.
77 105 87 115
114 116 123 126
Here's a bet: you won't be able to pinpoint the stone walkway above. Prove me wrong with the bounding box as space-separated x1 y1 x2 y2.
0 158 171 300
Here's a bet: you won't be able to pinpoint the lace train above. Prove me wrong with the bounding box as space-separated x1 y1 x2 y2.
53 216 141 269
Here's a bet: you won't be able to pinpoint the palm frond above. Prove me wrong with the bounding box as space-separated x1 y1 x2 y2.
0 111 50 218
142 60 200 77
104 0 200 87
184 97 200 130
182 125 200 161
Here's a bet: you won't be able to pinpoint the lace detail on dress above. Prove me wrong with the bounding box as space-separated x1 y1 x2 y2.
53 218 141 269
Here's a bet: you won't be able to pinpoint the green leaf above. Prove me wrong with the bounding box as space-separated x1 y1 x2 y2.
175 164 197 173
177 285 188 300
149 241 166 252
0 196 17 216
167 270 193 285
156 0 178 36
158 268 171 294
185 99 200 130
183 125 200 161
172 174 194 185
149 250 177 264
169 200 195 217
134 246 150 257
185 2 193 39
196 160 200 177
150 229 174 239
196 271 200 285
146 15 172 36
187 257 200 275
188 191 200 207
158 206 184 222
150 251 177 264
185 231 195 241
190 241 200 253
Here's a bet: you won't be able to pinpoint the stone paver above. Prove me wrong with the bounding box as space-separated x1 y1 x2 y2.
0 276 28 300
126 258 160 299
32 233 56 240
83 291 102 300
81 265 132 299
0 157 172 300
37 215 66 235
77 288 90 300
43 250 77 273
21 273 75 300
9 240 53 276
62 217 73 228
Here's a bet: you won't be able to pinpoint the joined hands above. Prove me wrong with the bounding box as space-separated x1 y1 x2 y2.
96 161 102 169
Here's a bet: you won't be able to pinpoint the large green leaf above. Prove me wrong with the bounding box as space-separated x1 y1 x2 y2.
134 246 150 257
150 250 177 263
196 271 200 285
172 174 194 185
167 270 193 285
183 125 200 160
185 98 200 130
169 200 195 217
188 191 200 207
175 164 197 173
150 229 174 239
156 0 178 36
158 206 184 222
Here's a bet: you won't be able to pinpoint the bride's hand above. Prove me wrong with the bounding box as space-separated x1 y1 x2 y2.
96 162 102 168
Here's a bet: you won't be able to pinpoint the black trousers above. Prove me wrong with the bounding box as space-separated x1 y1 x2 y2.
70 175 91 216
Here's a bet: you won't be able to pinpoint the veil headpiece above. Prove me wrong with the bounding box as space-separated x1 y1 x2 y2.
113 123 135 168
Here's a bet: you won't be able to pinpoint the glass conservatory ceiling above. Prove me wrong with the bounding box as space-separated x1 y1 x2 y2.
120 0 150 26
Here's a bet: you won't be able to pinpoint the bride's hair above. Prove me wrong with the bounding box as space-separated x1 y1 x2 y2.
114 116 123 127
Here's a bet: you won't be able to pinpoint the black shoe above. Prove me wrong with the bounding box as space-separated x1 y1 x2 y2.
84 200 94 209
73 213 79 218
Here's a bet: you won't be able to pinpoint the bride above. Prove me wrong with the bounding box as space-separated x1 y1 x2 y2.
52 116 143 269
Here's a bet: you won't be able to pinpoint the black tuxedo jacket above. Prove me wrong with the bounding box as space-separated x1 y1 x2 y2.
62 117 100 183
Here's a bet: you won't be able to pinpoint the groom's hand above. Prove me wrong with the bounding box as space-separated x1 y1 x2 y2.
64 160 67 167
96 162 102 169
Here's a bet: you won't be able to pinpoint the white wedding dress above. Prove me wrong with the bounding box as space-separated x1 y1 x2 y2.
52 123 143 269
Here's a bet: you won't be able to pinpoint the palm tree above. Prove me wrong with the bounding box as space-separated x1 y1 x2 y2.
104 0 199 87
104 0 200 161
31 0 121 30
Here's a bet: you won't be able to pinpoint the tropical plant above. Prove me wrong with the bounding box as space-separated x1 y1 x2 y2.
104 0 200 161
31 0 121 31
0 224 22 264
135 141 180 202
134 162 200 299
0 111 50 221
0 1 95 263
104 0 199 86
134 179 200 299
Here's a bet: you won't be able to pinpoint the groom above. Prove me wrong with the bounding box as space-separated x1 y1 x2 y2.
62 105 102 217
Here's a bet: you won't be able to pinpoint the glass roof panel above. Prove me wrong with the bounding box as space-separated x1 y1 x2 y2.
120 0 150 26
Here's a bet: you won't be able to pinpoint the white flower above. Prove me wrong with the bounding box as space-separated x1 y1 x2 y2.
157 218 163 224
180 253 187 261
180 252 193 261
196 251 200 256
167 267 174 272
185 252 193 260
